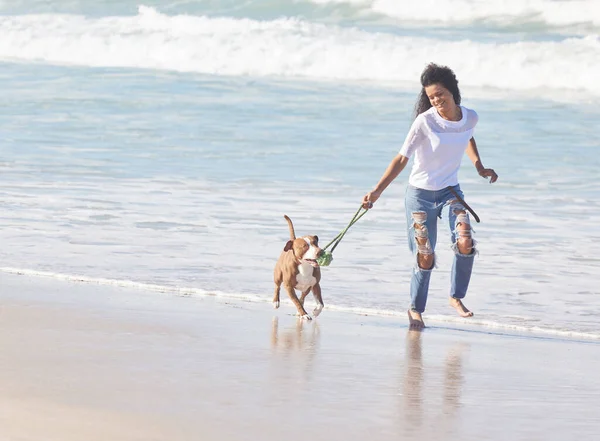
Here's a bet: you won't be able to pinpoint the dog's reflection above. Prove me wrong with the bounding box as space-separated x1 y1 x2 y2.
270 316 321 354
270 317 320 382
401 330 469 438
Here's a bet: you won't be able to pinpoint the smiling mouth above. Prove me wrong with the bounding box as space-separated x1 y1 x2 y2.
304 259 319 267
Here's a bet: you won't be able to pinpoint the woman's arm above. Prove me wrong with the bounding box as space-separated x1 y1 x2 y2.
362 154 409 209
466 137 498 183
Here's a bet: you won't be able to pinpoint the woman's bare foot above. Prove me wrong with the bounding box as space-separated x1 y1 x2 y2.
407 309 425 330
449 298 474 317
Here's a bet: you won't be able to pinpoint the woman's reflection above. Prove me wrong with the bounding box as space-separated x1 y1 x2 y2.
401 330 469 439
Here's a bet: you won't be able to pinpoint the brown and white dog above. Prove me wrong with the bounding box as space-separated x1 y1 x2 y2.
273 215 325 320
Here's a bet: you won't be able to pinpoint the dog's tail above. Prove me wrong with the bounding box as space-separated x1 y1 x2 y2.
283 215 296 240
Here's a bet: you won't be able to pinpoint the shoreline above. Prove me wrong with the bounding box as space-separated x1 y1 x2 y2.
2 267 598 342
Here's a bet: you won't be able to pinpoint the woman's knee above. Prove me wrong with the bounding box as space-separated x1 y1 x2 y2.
412 211 435 269
452 207 476 255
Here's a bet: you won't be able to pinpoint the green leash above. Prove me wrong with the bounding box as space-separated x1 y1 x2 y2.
316 205 369 267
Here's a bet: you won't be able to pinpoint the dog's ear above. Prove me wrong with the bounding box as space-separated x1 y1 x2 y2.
314 235 319 243
283 240 294 252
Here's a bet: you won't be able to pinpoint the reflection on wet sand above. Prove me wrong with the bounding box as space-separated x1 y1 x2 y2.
270 317 321 382
444 342 468 418
402 330 424 434
401 330 469 439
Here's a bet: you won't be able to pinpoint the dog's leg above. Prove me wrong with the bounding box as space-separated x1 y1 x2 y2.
311 283 324 317
299 289 311 307
273 268 282 309
273 284 281 309
284 283 311 320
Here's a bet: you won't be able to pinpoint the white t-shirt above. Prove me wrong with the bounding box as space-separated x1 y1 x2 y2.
399 105 478 191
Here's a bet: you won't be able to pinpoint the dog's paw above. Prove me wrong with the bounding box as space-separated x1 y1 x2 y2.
313 304 324 317
300 314 312 321
273 301 280 309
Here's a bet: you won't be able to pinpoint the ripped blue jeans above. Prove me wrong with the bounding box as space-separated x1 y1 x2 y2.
405 184 476 313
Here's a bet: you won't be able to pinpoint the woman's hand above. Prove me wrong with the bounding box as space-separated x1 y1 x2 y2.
362 190 381 209
479 168 498 183
361 154 408 210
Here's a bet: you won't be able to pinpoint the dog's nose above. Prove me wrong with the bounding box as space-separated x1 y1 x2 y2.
317 250 325 257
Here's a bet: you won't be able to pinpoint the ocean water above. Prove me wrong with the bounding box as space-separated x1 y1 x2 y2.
1 0 599 339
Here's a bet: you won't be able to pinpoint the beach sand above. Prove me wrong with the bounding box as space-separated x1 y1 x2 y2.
1 272 599 441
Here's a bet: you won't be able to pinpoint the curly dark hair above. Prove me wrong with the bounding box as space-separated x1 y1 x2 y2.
414 63 461 118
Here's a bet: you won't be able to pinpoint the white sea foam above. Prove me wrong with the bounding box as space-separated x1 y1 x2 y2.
309 0 600 29
0 266 266 303
0 6 599 96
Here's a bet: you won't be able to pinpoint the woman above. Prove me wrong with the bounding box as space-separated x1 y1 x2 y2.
362 63 498 330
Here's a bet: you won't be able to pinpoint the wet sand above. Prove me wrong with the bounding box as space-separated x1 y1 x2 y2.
1 273 599 441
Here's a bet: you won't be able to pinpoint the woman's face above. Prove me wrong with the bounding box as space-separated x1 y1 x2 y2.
424 83 456 114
